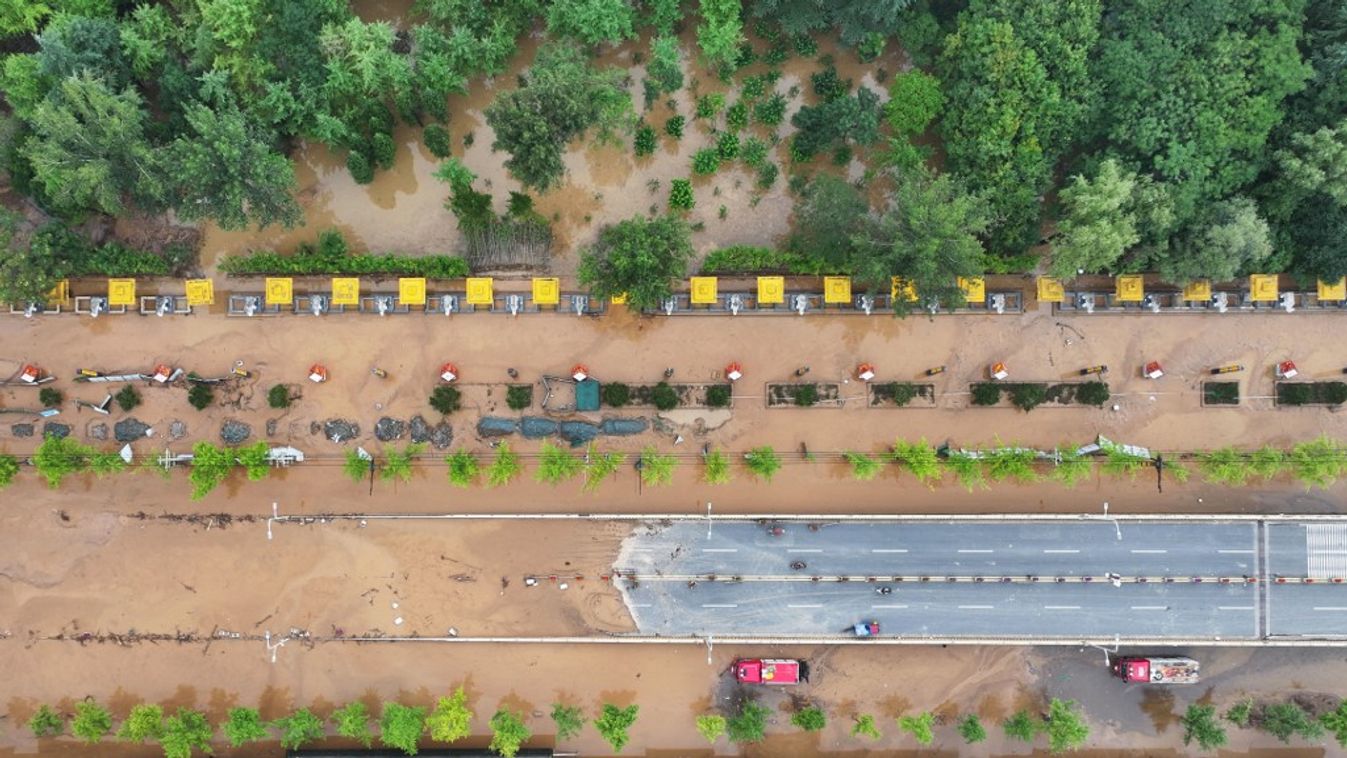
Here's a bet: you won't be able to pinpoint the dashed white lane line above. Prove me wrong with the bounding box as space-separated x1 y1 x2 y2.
872 549 909 553
1130 549 1168 554
1043 549 1080 554
631 603 652 608
702 548 738 553
1130 606 1168 611
787 548 823 553
1218 549 1255 554
958 549 994 554
871 604 909 609
1044 605 1081 610
701 604 738 609
787 604 823 609
1218 606 1255 611
958 605 994 609
1313 607 1347 611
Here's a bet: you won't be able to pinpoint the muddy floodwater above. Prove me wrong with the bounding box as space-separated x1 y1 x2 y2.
198 27 906 276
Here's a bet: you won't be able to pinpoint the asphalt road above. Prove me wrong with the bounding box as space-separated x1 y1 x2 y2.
614 520 1347 640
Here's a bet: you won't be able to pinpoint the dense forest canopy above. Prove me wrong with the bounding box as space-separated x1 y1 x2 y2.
0 0 1344 305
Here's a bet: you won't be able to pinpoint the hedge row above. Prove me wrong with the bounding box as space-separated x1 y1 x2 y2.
218 230 469 278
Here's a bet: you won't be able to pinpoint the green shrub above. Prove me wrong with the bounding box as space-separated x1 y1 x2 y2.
71 701 112 743
634 122 657 157
1203 381 1240 405
792 33 817 57
445 449 479 487
1199 446 1249 486
706 384 731 407
219 230 470 278
1002 710 1040 742
693 147 721 175
536 440 583 485
0 453 19 488
744 446 781 481
379 703 426 755
887 382 919 406
267 384 291 409
187 383 214 410
1259 701 1324 744
898 712 935 745
639 446 677 485
669 178 694 210
1010 383 1047 412
741 137 768 168
429 385 461 414
344 449 371 484
423 124 452 158
1326 382 1347 405
792 383 819 407
371 132 396 170
1225 698 1254 727
347 150 374 184
551 704 585 741
1279 383 1312 405
38 387 62 407
971 383 1002 406
1044 698 1089 753
754 94 787 126
652 381 679 410
115 384 141 411
845 451 882 480
506 384 532 410
331 702 372 748
741 74 768 100
726 101 748 131
727 702 769 743
486 442 522 487
755 162 779 188
28 705 62 737
1180 703 1226 751
695 93 725 119
595 704 639 753
703 448 731 484
696 714 726 743
583 446 625 492
791 706 826 732
852 713 881 740
603 382 631 407
1075 380 1110 406
1290 436 1347 488
223 707 269 747
665 114 685 138
958 714 987 744
945 453 987 491
763 39 789 65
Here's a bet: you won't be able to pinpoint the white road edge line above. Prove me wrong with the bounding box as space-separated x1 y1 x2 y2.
1313 607 1347 611
958 605 994 609
958 549 994 554
1044 605 1081 610
1130 549 1168 554
786 549 823 553
702 548 738 553
787 604 823 609
872 549 909 553
1130 606 1167 610
701 604 738 608
1043 549 1080 554
631 603 652 608
871 604 909 609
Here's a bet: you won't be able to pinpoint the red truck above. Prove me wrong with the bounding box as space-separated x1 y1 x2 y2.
734 659 807 685
1112 656 1200 684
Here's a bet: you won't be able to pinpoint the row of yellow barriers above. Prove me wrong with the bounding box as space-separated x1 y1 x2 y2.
1035 274 1347 303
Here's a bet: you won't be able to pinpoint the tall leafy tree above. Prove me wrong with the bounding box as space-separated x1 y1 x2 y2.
645 35 684 101
1160 197 1273 284
696 0 743 69
547 0 635 45
166 100 301 230
37 15 130 88
789 174 867 270
747 0 916 45
1049 158 1140 277
485 43 631 191
578 215 694 310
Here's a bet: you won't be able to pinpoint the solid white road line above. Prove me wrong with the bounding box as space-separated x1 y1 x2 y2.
631 603 652 608
1218 606 1255 611
1130 606 1168 610
1313 607 1347 611
871 604 909 609
871 549 909 553
1130 549 1168 554
787 548 823 553
1044 605 1081 610
958 549 994 554
958 605 994 609
1218 549 1255 554
701 604 738 608
787 604 823 609
1043 549 1080 554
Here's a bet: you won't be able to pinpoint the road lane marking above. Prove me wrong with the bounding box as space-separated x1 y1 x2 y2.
1130 549 1168 554
872 549 909 553
787 604 822 609
1218 549 1255 554
1043 549 1080 554
702 548 738 553
958 605 994 609
631 603 651 608
871 604 908 609
958 549 994 554
787 548 822 553
701 604 738 608
1218 606 1254 611
1130 606 1167 610
1314 607 1347 611
1044 605 1081 610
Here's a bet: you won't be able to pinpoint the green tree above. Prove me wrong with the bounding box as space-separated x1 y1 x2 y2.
344 449 372 484
190 441 234 500
789 174 867 271
223 707 269 747
1050 159 1140 277
116 385 141 411
645 35 684 99
703 447 731 484
90 450 127 477
790 87 882 160
381 443 424 483
898 711 935 745
1291 436 1347 488
1181 703 1227 751
72 700 113 743
583 447 625 492
696 714 727 742
380 702 426 755
844 452 883 481
0 453 18 488
791 706 826 732
1160 197 1272 284
486 442 523 487
1044 698 1089 753
548 0 635 45
1199 447 1250 486
117 704 164 742
638 446 677 486
29 704 63 737
892 438 942 484
536 440 584 485
852 169 990 314
851 713 881 739
485 43 631 191
165 100 300 231
727 701 769 743
24 72 163 216
1003 709 1040 742
488 709 531 758
887 70 943 135
551 703 585 740
578 215 694 310
332 702 373 747
427 687 472 743
1260 701 1325 744
274 708 325 750
33 433 91 489
697 0 744 69
161 708 213 758
743 446 781 481
237 440 271 481
1052 445 1093 488
1225 698 1254 727
1319 700 1347 747
594 703 639 753
446 449 479 487
0 0 49 36
958 713 987 743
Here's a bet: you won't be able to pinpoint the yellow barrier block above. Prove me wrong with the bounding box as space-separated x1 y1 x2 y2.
1115 274 1144 302
399 277 427 306
890 277 917 302
957 276 985 302
757 276 785 305
610 293 627 305
1318 278 1346 302
47 279 70 306
690 276 718 305
1182 280 1212 301
466 277 494 306
823 276 851 304
1249 274 1279 302
532 277 560 306
264 277 293 306
331 277 360 306
184 279 214 306
107 278 136 306
1036 277 1065 303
